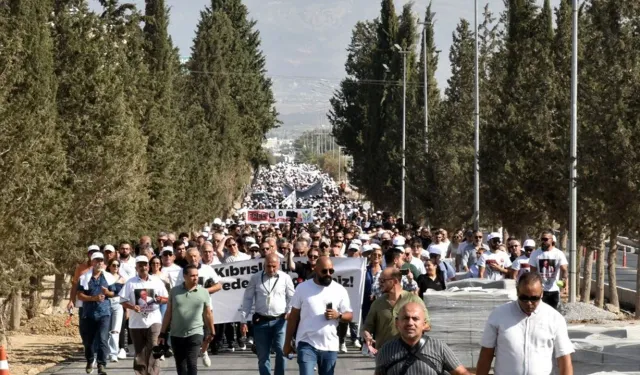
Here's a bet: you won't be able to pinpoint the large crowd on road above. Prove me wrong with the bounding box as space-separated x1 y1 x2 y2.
69 162 575 375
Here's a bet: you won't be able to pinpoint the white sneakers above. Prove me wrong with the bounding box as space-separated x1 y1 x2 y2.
110 354 118 362
117 348 127 359
353 339 362 349
202 352 211 367
339 343 348 353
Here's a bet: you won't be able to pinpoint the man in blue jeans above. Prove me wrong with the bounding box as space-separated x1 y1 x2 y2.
77 252 117 375
241 253 295 375
284 256 353 375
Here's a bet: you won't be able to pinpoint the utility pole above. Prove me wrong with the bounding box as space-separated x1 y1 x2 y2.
418 20 429 153
394 44 408 221
473 0 480 231
568 0 579 303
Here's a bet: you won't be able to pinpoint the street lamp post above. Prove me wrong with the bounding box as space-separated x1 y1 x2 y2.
394 44 408 221
568 0 579 303
417 21 429 153
473 0 480 231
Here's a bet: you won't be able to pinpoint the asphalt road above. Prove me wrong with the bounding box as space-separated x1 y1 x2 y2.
587 251 638 291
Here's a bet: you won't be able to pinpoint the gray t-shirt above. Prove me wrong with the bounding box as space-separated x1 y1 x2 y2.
375 336 461 375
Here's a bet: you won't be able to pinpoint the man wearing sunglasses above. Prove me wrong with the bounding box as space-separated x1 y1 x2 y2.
284 257 353 375
529 231 568 310
476 272 574 375
461 230 489 273
510 239 535 280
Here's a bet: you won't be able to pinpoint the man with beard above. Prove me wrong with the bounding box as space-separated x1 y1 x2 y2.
362 268 427 356
283 257 353 375
461 230 489 273
529 231 568 310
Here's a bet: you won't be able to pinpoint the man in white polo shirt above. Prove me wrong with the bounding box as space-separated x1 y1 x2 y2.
120 255 168 375
529 231 568 310
476 271 574 375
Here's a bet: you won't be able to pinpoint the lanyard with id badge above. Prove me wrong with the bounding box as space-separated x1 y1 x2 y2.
262 271 280 308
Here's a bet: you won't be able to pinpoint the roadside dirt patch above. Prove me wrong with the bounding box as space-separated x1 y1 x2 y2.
6 332 80 375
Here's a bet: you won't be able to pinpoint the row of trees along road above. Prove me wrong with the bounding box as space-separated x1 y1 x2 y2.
329 0 640 313
0 0 277 332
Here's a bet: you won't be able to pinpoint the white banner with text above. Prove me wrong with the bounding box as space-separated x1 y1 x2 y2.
209 257 366 324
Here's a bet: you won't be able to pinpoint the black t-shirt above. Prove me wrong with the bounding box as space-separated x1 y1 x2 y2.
175 258 188 268
420 237 432 250
416 274 444 298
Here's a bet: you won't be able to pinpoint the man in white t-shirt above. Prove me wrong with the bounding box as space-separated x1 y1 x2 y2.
426 230 449 259
510 239 535 281
120 256 169 375
529 231 568 310
160 246 182 288
478 233 512 281
476 272 574 375
283 256 353 375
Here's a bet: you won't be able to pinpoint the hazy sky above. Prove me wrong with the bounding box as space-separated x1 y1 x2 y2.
89 0 560 115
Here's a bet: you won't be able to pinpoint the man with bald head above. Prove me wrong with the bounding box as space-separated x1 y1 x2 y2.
241 254 294 375
284 256 353 375
375 302 470 375
363 268 427 355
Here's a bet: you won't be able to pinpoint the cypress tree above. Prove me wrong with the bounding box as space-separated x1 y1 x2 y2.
0 0 68 321
142 0 181 231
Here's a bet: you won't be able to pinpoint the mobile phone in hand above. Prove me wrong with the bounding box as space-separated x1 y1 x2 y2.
326 302 332 310
400 269 409 276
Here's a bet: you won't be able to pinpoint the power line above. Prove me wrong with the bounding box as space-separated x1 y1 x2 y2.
184 69 428 88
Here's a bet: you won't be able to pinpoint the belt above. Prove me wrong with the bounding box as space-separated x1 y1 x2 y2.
254 313 285 322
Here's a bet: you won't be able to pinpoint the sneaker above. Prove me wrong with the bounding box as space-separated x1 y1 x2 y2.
85 362 94 374
353 339 362 349
247 337 254 345
97 364 107 375
109 355 118 362
117 348 127 359
226 344 235 352
165 347 174 358
159 355 165 361
238 342 247 351
202 352 211 367
339 342 347 353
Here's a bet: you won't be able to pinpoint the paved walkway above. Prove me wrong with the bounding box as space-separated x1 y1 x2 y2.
39 347 377 375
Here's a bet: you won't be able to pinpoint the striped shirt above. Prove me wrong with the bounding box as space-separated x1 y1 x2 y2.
375 336 461 375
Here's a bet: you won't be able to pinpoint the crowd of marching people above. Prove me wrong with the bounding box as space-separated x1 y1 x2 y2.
68 163 574 375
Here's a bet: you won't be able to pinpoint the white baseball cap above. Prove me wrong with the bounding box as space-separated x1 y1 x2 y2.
359 234 370 241
488 232 502 241
103 244 115 252
523 239 536 248
361 244 373 254
213 218 222 225
245 237 256 244
161 246 174 254
135 255 149 263
88 244 100 253
348 243 360 251
90 252 104 261
429 247 444 256
392 236 406 247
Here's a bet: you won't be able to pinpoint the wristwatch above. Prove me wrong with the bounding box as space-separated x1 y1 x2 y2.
338 313 343 321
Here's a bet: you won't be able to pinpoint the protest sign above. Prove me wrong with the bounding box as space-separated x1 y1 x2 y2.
210 257 366 325
245 209 314 224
